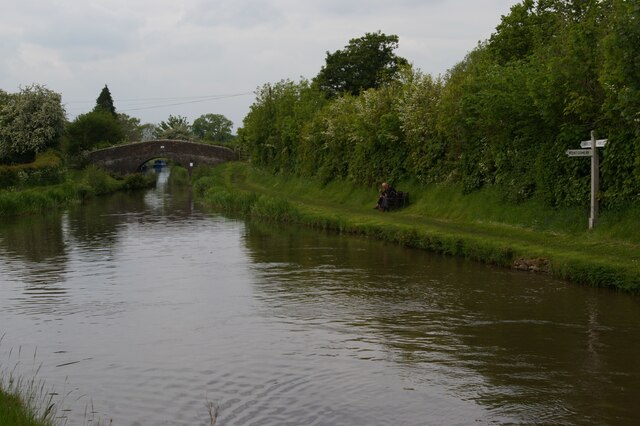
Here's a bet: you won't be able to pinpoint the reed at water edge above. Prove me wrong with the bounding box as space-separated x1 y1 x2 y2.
0 337 60 426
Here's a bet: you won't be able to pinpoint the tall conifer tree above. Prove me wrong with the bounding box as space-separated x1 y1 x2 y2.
94 85 116 117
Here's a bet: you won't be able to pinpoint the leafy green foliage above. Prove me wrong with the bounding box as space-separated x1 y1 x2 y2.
63 110 125 155
347 86 406 186
0 85 66 164
298 95 357 183
0 166 155 216
488 0 538 63
241 4 640 208
0 151 64 190
600 0 640 206
155 115 192 140
314 31 408 97
396 68 446 183
240 79 326 173
117 113 143 142
192 113 234 142
139 123 157 141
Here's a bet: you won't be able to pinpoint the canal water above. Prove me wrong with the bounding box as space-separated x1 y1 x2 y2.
1 170 639 425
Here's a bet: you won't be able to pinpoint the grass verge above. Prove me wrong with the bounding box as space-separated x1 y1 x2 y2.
193 162 640 292
0 166 156 216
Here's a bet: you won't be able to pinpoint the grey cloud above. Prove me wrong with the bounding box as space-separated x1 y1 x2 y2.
184 0 285 28
29 27 134 60
306 0 444 17
21 4 139 61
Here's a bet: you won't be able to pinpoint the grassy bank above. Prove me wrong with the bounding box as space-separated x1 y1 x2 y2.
0 346 56 426
193 162 640 292
0 389 53 426
0 166 156 216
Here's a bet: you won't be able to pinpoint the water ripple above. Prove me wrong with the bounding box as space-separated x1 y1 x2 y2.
2 182 640 425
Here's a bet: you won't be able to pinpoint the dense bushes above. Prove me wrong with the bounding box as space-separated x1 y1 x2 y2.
0 165 155 216
239 0 640 209
0 151 64 190
63 110 125 155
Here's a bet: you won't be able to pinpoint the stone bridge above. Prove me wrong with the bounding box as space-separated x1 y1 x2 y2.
87 139 238 174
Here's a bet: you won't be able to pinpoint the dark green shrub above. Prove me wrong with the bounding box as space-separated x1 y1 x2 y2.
121 173 155 190
63 110 124 156
0 151 64 189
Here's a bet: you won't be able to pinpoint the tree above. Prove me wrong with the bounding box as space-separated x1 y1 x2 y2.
154 115 192 140
241 79 325 173
313 31 408 97
0 84 66 164
192 113 234 142
0 89 9 107
94 85 116 117
63 110 124 155
117 113 142 142
140 123 157 141
600 0 640 206
488 0 538 64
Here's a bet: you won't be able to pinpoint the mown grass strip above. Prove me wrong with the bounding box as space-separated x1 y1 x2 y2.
192 162 640 292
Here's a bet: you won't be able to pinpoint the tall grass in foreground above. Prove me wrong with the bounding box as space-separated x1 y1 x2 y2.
0 338 59 426
0 337 112 426
1 339 220 425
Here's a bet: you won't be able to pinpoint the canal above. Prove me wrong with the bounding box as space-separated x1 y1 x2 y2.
1 170 639 425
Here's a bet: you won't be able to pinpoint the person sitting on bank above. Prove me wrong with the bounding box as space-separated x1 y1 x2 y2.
375 182 396 212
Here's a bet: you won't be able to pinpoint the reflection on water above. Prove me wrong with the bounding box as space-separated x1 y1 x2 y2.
243 222 640 425
1 168 640 425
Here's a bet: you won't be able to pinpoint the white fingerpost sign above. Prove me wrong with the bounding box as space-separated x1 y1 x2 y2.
580 139 608 148
567 131 608 229
566 149 592 157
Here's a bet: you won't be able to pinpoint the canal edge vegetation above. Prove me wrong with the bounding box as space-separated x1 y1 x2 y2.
0 389 52 426
0 151 155 216
0 340 58 426
0 382 56 426
0 340 111 426
191 162 640 293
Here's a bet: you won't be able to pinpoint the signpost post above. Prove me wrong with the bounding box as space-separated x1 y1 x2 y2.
566 131 607 230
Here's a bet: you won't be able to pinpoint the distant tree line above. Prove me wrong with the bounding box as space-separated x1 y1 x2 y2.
63 86 236 155
0 83 236 164
239 1 640 208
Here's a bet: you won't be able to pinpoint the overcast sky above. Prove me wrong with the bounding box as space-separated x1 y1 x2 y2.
0 0 519 129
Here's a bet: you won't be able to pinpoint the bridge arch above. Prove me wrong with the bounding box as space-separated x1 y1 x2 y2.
86 139 238 174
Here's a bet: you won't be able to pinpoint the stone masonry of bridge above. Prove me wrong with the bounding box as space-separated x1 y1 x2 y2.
87 139 238 174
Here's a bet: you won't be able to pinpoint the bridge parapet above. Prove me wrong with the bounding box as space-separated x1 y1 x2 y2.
87 139 238 174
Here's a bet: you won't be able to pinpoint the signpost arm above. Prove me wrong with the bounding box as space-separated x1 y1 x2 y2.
589 130 599 229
